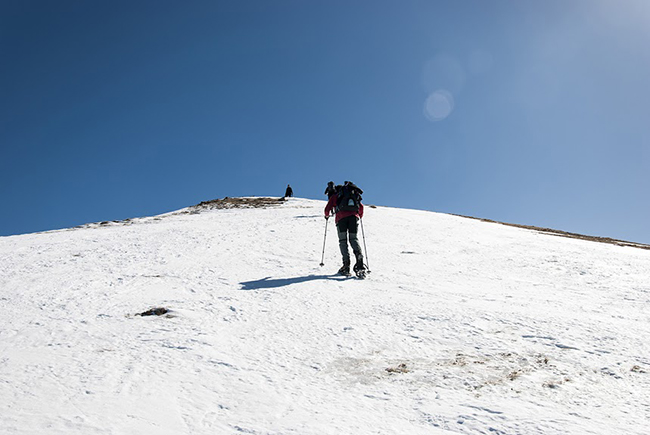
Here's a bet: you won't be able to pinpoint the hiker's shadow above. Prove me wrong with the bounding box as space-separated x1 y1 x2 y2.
240 274 348 290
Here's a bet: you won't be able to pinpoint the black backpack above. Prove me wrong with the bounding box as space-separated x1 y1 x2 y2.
336 182 363 212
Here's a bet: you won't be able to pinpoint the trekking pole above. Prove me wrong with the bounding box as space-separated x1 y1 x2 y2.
360 217 371 273
319 218 329 266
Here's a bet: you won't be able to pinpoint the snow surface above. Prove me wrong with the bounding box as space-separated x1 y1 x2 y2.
1 197 649 434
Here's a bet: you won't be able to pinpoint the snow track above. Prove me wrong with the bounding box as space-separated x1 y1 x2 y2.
1 198 649 434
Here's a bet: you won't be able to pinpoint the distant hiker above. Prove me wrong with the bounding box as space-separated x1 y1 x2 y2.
284 184 293 198
324 181 365 277
324 181 336 198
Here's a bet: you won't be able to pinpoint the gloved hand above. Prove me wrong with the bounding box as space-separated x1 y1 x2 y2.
325 215 329 220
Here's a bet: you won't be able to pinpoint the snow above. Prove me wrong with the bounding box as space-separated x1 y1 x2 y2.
1 197 649 434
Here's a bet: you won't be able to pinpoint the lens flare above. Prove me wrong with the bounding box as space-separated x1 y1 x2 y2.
424 90 454 122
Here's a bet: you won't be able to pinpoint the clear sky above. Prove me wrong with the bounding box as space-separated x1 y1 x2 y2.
2 0 650 243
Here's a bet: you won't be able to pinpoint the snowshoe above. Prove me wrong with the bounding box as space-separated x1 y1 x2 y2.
337 264 351 277
353 259 366 279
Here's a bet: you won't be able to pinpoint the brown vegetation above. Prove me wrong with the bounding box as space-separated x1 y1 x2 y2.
190 197 287 212
452 214 650 251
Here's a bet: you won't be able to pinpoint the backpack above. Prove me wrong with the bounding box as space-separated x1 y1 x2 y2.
336 182 363 212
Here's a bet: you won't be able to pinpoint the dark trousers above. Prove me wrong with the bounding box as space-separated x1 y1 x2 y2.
336 215 363 265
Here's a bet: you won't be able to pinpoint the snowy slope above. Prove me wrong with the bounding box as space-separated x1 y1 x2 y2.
1 197 649 435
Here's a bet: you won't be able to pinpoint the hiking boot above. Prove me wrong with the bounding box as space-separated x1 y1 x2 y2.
353 255 365 273
338 258 351 276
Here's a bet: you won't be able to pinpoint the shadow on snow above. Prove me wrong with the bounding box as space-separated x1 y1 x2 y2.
239 274 348 290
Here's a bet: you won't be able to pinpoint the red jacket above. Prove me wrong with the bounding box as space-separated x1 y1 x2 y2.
324 194 364 223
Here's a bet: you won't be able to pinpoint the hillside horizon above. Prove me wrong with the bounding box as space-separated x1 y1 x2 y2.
7 196 649 253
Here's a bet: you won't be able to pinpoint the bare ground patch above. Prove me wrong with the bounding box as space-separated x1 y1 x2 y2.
452 214 650 251
186 197 287 213
71 197 287 230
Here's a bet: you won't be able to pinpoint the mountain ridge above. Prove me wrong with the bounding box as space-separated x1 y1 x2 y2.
12 196 647 253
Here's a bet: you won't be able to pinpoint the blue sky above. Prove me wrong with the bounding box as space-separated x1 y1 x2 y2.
2 0 650 243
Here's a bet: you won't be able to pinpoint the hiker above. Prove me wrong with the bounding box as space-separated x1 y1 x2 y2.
284 184 293 198
324 181 336 198
324 181 365 276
